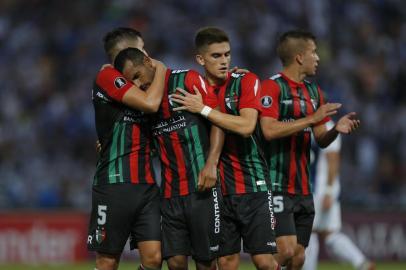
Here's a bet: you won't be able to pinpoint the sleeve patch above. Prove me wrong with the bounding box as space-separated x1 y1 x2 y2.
114 77 127 89
261 96 272 108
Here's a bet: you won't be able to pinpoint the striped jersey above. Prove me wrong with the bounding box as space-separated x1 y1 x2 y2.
152 69 213 198
92 66 155 186
260 72 329 195
213 72 271 195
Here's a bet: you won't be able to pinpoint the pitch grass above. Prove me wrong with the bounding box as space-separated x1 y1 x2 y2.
1 261 405 270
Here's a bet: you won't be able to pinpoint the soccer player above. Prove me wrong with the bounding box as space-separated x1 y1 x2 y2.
302 123 375 270
171 27 278 270
114 47 222 270
259 30 360 270
87 27 167 270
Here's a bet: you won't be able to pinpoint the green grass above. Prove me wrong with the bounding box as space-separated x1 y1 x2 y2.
1 261 405 270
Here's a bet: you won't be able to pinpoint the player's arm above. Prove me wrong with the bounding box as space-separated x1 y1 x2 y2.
171 73 260 137
121 59 167 113
198 125 225 191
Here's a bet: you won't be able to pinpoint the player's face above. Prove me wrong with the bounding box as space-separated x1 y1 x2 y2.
197 42 231 83
301 40 319 76
122 59 155 90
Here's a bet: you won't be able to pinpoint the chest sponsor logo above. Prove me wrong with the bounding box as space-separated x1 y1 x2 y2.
261 96 272 108
152 115 187 135
114 77 127 89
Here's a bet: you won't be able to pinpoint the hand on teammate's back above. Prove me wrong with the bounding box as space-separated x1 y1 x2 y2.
171 86 204 113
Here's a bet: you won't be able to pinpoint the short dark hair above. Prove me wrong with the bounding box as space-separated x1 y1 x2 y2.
103 27 142 62
195 27 229 52
114 48 145 73
276 30 316 66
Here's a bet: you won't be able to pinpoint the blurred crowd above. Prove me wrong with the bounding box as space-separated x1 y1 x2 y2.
0 0 404 210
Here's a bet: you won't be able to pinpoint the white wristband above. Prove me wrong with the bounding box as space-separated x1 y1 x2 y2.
200 105 212 118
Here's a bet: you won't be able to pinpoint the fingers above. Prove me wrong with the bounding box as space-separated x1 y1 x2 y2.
192 85 202 96
175 87 189 96
172 106 187 111
197 173 204 192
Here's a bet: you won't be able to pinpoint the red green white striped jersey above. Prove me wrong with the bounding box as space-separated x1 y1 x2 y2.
260 73 329 195
212 72 272 196
152 69 214 198
92 66 155 186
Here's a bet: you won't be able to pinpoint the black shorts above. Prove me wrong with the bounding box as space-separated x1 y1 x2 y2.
161 187 222 262
273 193 315 247
219 191 277 256
87 183 161 254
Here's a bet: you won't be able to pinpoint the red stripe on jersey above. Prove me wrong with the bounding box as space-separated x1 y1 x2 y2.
230 152 246 194
300 132 310 195
219 160 227 195
130 126 140 184
288 137 297 194
158 136 173 198
171 132 189 196
144 142 154 184
300 86 313 195
161 70 172 118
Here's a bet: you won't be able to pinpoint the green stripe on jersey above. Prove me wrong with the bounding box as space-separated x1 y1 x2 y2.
250 136 268 192
244 138 257 192
191 125 205 171
184 128 198 186
108 123 120 184
118 124 126 183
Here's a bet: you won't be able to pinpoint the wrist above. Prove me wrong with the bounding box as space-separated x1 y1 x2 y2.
200 105 212 118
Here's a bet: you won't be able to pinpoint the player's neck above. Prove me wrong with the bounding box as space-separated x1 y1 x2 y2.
281 66 306 84
205 73 226 87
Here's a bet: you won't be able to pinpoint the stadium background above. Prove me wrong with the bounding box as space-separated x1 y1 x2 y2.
0 0 405 268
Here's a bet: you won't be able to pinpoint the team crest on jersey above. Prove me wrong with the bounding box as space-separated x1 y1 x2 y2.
261 96 272 108
114 77 127 89
95 227 106 244
225 95 239 110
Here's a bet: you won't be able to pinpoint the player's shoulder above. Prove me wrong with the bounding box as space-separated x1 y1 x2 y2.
231 71 259 81
170 68 190 74
96 66 128 89
261 74 281 89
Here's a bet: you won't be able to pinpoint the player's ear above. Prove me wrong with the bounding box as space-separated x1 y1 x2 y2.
195 54 205 66
296 53 304 65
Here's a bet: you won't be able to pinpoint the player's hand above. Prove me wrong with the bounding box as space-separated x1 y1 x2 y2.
335 112 360 134
95 140 102 153
230 66 250 74
197 162 217 192
311 103 342 124
322 194 333 211
171 86 204 113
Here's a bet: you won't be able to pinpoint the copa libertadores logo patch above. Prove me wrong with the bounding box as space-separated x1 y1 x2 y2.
261 96 272 108
114 77 127 89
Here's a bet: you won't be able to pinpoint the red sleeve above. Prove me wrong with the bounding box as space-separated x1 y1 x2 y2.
239 72 261 111
315 85 331 126
184 70 218 108
95 67 133 102
259 79 280 119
